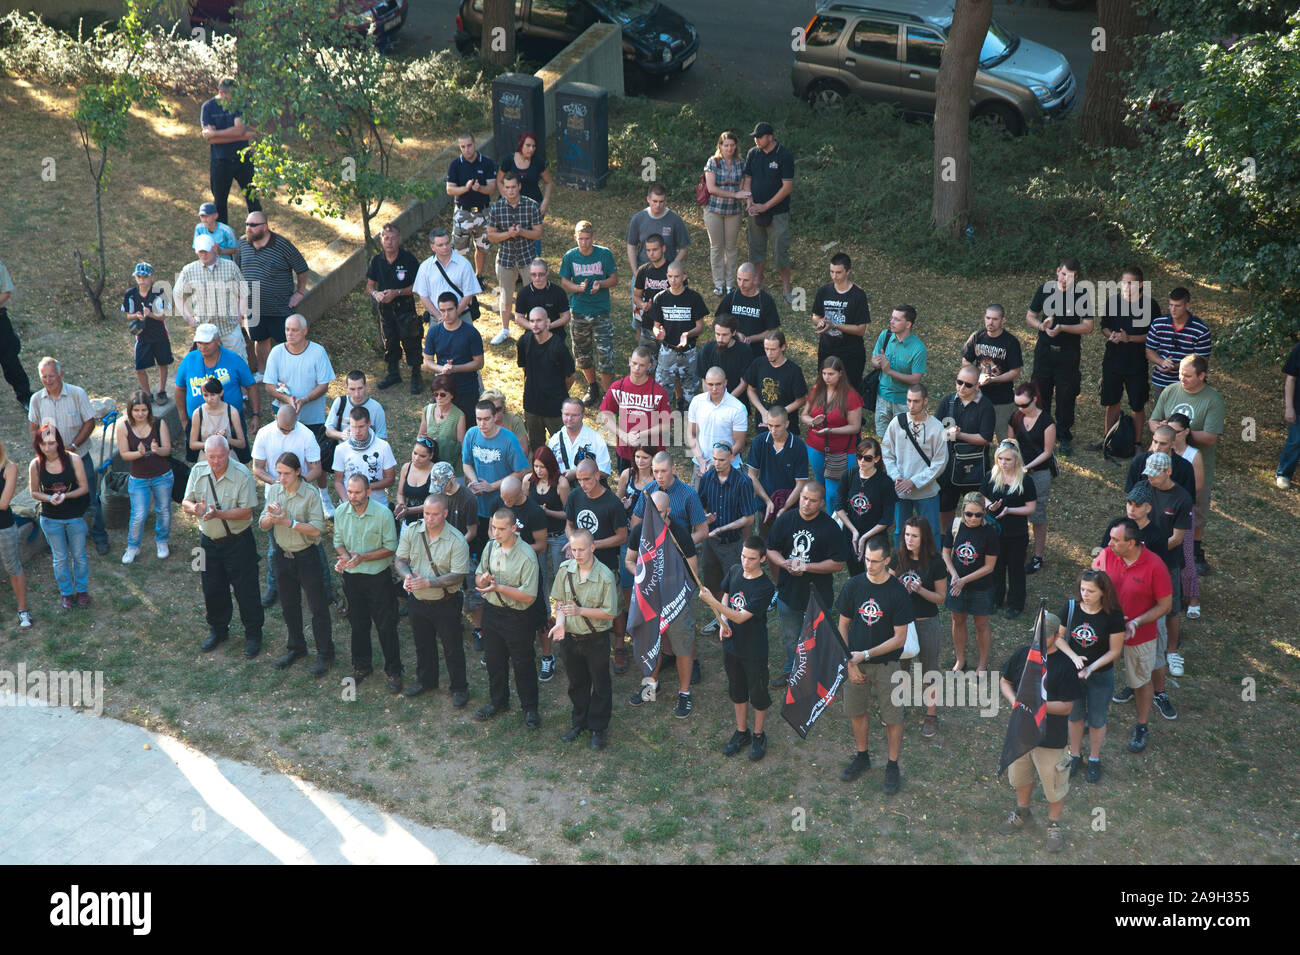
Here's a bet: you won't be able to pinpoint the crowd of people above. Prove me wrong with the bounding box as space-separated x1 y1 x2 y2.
0 93 1280 851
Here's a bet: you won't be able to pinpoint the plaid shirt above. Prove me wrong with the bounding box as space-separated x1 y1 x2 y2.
697 467 760 544
487 195 542 270
176 257 245 339
704 156 745 216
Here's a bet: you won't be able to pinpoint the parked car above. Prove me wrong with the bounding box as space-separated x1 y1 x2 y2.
791 0 1076 134
455 0 699 95
190 0 410 47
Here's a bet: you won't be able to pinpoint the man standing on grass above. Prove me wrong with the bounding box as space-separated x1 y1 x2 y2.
560 222 619 407
812 253 871 394
474 507 542 730
549 397 611 485
962 304 1023 441
264 314 335 519
645 262 709 413
334 473 402 693
1089 266 1152 450
0 257 33 409
176 234 248 362
740 122 794 303
716 262 781 347
424 291 486 423
485 171 543 346
1026 256 1093 456
551 528 619 751
746 405 809 541
366 222 423 394
445 132 496 284
870 304 927 438
201 77 261 228
517 307 576 453
237 212 309 380
625 183 689 275
599 347 672 474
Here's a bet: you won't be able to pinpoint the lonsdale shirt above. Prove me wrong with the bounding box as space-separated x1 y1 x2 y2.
599 377 671 460
835 573 913 662
560 245 617 314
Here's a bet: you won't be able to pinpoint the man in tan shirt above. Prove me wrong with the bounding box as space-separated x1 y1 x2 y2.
474 508 541 729
549 529 618 750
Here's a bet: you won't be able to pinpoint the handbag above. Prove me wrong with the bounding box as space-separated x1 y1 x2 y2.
695 171 710 206
823 452 849 481
434 258 481 322
939 395 987 488
899 621 921 660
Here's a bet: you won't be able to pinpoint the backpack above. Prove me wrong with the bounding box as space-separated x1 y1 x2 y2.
1102 414 1137 460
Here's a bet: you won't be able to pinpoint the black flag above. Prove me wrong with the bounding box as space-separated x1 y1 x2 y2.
997 599 1050 776
627 502 693 679
782 592 849 740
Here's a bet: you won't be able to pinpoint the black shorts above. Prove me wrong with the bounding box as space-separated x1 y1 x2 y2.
724 651 771 710
133 337 174 370
249 312 289 343
306 423 331 471
1099 366 1149 411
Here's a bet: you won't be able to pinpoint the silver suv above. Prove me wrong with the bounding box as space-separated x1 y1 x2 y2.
792 1 1076 133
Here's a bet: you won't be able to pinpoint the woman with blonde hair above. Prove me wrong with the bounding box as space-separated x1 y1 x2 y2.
0 437 32 627
701 130 750 296
981 439 1037 619
942 490 999 674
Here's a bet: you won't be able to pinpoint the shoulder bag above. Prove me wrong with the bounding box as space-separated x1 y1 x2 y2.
434 258 481 322
939 394 988 489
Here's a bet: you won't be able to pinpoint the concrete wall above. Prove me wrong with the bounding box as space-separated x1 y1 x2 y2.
536 22 624 137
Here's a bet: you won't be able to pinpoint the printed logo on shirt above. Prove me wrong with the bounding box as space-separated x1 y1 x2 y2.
473 446 503 465
1071 623 1098 648
1170 402 1196 420
789 529 814 563
729 591 747 613
396 269 407 282
858 598 883 626
954 540 979 567
850 492 870 516
188 369 232 398
571 262 605 278
760 377 781 404
659 305 694 324
900 569 921 590
575 509 599 532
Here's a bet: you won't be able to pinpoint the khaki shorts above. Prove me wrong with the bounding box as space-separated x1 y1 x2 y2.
663 611 695 659
747 211 791 270
843 659 903 724
1008 747 1070 803
1123 639 1157 689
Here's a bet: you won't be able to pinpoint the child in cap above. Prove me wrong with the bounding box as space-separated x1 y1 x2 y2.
194 201 238 257
122 263 173 402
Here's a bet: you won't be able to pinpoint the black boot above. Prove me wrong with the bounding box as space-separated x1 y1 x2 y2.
377 368 401 390
409 368 423 395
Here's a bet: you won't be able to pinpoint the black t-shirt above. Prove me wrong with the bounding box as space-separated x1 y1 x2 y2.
644 287 708 351
980 473 1037 539
837 468 897 536
766 509 847 610
961 330 1023 405
1059 601 1125 673
1101 291 1155 374
938 393 996 452
510 496 549 551
514 281 570 341
366 249 420 315
120 287 169 343
1125 451 1196 503
627 511 696 560
1133 520 1168 566
565 488 627 571
634 261 672 312
719 565 776 659
715 288 780 341
1002 645 1082 750
813 283 870 365
1011 409 1056 472
743 356 808 435
892 554 948 620
942 522 1000 589
1029 281 1091 354
517 332 576 418
835 573 914 661
742 143 794 214
696 339 752 394
1144 479 1193 570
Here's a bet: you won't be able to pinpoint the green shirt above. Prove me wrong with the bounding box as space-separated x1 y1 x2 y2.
873 329 929 403
475 537 539 611
333 499 398 574
396 522 470 601
560 245 617 314
184 459 258 538
549 558 618 634
262 480 325 552
1151 383 1225 489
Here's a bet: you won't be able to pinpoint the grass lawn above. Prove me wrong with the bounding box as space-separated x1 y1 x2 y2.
0 75 1296 864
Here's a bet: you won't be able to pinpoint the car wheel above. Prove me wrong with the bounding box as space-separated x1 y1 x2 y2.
971 103 1024 136
806 80 848 111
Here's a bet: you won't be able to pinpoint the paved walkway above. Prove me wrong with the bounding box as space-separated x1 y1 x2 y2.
0 700 529 864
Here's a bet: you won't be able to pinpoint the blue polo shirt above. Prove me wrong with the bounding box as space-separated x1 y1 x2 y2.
745 430 810 498
447 153 498 212
175 346 256 417
632 476 707 530
201 97 248 160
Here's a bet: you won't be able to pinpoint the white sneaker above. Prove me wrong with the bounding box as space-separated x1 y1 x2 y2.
121 547 139 564
18 610 32 629
1278 475 1292 489
490 329 511 346
156 543 170 560
1185 604 1201 619
319 490 335 519
1166 651 1185 677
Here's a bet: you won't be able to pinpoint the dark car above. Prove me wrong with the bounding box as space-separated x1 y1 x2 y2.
455 0 698 94
190 0 410 47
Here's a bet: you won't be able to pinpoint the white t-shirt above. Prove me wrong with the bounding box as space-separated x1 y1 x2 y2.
325 395 387 441
688 392 748 464
414 252 482 312
548 425 611 476
264 341 336 425
332 437 397 506
252 421 321 493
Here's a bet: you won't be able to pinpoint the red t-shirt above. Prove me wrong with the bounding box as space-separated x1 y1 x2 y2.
805 388 865 455
600 375 672 461
1092 545 1171 645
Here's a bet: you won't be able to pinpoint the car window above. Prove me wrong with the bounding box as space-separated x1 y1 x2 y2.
849 19 897 59
905 27 944 69
531 0 577 31
805 16 846 47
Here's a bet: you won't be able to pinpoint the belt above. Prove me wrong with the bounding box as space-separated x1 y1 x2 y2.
279 545 313 558
411 588 461 603
568 627 612 643
201 527 251 544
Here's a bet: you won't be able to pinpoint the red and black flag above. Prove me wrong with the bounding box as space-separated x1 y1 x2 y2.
627 501 693 678
997 599 1050 776
782 593 849 740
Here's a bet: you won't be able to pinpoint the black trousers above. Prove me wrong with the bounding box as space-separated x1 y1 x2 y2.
274 546 334 658
562 630 612 732
201 529 263 640
408 592 466 691
343 572 402 676
380 306 423 372
0 308 32 405
992 534 1028 613
483 603 538 711
1031 346 1081 442
209 153 261 227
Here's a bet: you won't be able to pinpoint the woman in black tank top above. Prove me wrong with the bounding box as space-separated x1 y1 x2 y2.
29 426 92 606
394 437 436 525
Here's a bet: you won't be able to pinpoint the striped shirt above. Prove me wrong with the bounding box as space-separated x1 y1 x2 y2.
487 195 542 270
1146 313 1211 388
697 467 760 544
236 233 309 320
176 257 245 339
632 475 708 530
29 384 94 448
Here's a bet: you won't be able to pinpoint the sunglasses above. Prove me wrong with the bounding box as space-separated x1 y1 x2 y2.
415 436 435 450
955 380 975 389
712 442 733 452
1014 401 1030 408
858 454 876 462
963 510 985 518
433 391 451 398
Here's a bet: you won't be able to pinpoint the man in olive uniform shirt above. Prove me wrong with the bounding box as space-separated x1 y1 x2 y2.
550 529 619 750
333 473 402 692
183 434 263 658
474 508 542 729
395 495 472 705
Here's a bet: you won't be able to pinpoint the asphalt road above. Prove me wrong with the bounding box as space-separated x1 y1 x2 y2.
401 0 1096 107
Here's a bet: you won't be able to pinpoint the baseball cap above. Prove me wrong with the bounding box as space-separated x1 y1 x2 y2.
428 462 455 494
193 233 217 253
133 262 154 277
1126 483 1152 506
198 202 218 217
751 122 774 138
1142 452 1171 477
194 323 219 343
1042 612 1061 636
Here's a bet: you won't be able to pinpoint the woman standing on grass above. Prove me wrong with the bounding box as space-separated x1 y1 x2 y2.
801 356 864 511
188 376 247 464
498 131 552 260
942 491 999 674
116 391 173 564
418 374 466 478
394 436 437 526
891 515 946 738
29 426 91 610
0 437 32 628
835 436 895 576
1009 381 1055 576
702 130 749 296
523 445 569 589
1057 569 1125 784
982 440 1036 619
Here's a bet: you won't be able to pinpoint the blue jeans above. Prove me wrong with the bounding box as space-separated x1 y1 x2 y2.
127 472 174 549
894 495 941 545
778 598 805 675
805 446 841 513
41 516 89 596
1278 421 1300 479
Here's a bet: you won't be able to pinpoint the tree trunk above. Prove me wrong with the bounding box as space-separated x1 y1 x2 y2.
482 0 516 67
930 0 993 237
1079 0 1150 148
